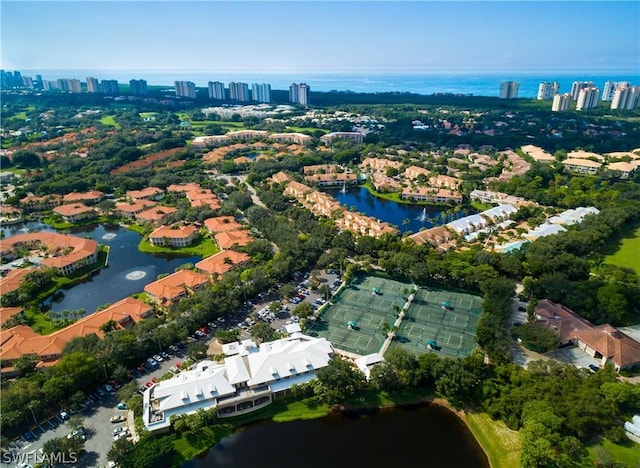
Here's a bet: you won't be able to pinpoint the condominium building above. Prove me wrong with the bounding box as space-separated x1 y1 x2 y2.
289 82 310 106
130 79 148 95
56 78 82 93
611 85 640 110
86 77 100 93
175 81 197 99
602 81 630 101
251 83 271 103
570 81 595 101
576 87 600 111
208 81 225 100
228 82 250 101
552 93 572 112
101 79 119 95
499 81 519 99
537 81 559 100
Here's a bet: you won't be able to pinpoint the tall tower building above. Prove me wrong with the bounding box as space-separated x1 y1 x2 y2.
576 87 600 111
602 81 630 101
228 82 250 101
208 81 225 100
129 79 148 95
86 77 100 93
537 81 559 100
499 81 519 99
175 81 197 99
570 81 595 101
611 85 640 110
101 80 119 95
552 93 572 112
251 83 272 103
57 78 82 93
289 83 310 105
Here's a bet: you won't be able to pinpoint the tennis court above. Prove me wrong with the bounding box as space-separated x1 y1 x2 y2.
388 286 482 358
307 275 414 356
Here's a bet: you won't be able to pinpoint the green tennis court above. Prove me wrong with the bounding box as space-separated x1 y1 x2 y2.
307 275 414 356
388 286 482 358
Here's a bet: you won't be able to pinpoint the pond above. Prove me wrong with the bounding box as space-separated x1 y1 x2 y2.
3 222 199 315
185 403 489 468
326 187 475 234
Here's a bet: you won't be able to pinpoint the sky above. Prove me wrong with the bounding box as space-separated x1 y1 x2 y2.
1 1 639 73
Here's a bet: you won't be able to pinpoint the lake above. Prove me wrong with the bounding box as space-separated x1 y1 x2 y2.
3 222 199 314
327 187 474 234
185 403 489 468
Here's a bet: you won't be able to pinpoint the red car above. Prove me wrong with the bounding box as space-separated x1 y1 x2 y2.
145 381 154 388
151 376 157 383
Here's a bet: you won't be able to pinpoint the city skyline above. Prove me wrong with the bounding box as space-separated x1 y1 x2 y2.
2 1 639 73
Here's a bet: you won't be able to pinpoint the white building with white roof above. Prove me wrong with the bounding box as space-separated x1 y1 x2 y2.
143 334 334 432
547 207 600 226
446 214 487 235
481 204 517 222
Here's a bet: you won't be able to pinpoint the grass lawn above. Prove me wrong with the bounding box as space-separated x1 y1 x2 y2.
138 235 219 258
24 307 56 334
465 412 521 468
171 424 234 464
604 225 640 275
99 115 121 129
470 200 494 212
588 438 640 467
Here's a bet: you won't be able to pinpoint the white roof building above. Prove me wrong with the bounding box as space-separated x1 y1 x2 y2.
481 204 517 222
547 207 600 226
446 214 487 235
355 353 384 380
143 334 334 431
522 223 567 241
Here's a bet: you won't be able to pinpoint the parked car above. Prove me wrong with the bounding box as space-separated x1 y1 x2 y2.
588 364 599 372
58 411 70 421
110 415 126 423
153 354 163 362
67 428 86 441
146 358 158 368
117 402 128 410
104 384 114 393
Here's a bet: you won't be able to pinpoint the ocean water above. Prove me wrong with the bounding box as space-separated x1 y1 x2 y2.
20 69 639 98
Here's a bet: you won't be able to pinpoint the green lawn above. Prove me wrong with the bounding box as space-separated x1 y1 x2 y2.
171 424 234 464
588 438 640 467
465 412 521 468
138 235 219 258
605 225 640 275
99 114 121 129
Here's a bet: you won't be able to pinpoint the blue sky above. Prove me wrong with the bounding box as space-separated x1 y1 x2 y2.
2 1 639 73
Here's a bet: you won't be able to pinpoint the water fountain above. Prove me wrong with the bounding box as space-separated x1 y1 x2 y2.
125 271 147 280
341 183 347 195
417 207 427 222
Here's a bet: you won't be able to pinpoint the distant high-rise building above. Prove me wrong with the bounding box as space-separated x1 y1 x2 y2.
251 83 271 103
537 81 559 100
86 77 100 93
129 79 148 95
552 93 572 112
570 81 595 101
57 78 82 93
228 82 250 101
34 74 44 91
611 85 640 110
175 81 197 99
499 81 519 99
101 80 119 95
602 81 630 101
22 76 34 89
1 70 26 88
208 81 225 100
289 82 310 105
576 87 600 111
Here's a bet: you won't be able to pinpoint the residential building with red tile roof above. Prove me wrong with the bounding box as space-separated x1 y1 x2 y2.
148 225 198 247
135 205 178 226
563 158 602 175
204 216 243 233
214 230 254 249
401 187 463 204
320 131 364 145
0 268 37 300
304 172 358 187
62 190 103 204
20 194 63 212
360 157 403 172
196 250 251 277
144 270 209 306
404 166 432 179
269 171 292 184
428 174 463 190
407 227 456 251
126 186 165 201
0 307 23 327
0 297 152 375
115 200 157 218
284 181 313 200
166 183 202 193
269 132 312 146
53 203 97 223
1 232 98 276
535 299 640 371
335 211 398 237
185 189 221 210
233 156 254 165
303 164 337 174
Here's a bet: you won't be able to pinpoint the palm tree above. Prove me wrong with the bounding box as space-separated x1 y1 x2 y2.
402 218 411 233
